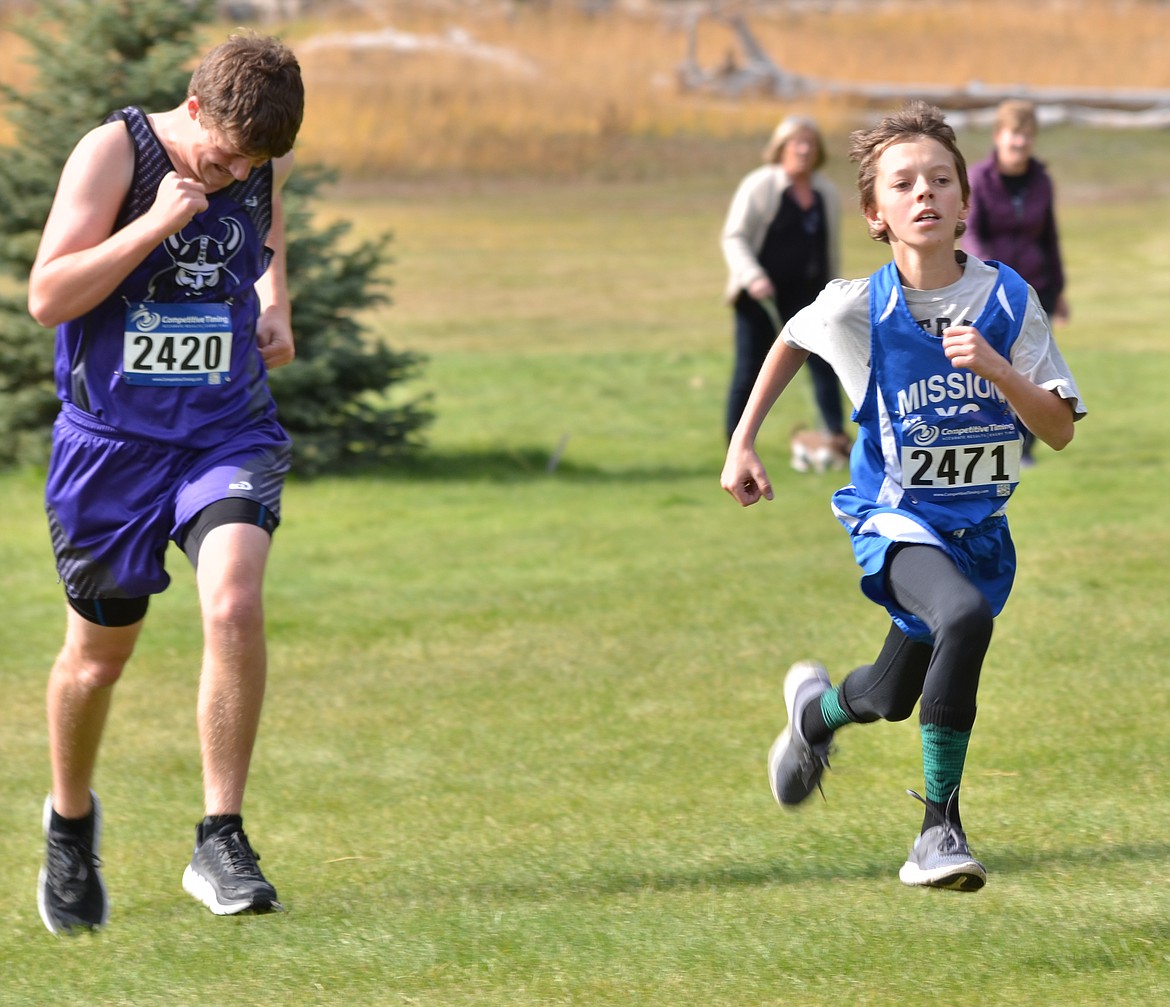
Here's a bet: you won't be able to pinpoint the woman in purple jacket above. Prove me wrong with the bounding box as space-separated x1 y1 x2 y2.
964 100 1069 463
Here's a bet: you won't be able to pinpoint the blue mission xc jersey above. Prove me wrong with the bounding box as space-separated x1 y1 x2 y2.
832 259 1029 538
52 106 282 448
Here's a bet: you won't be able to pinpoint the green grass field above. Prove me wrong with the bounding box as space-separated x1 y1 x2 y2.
1 124 1168 1005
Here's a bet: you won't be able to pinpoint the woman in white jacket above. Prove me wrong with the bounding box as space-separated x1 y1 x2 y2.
721 116 843 442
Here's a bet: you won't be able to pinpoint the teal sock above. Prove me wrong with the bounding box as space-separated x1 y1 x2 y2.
920 723 971 830
800 686 853 744
820 688 853 732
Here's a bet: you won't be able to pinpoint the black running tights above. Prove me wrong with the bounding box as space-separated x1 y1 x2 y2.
837 544 994 732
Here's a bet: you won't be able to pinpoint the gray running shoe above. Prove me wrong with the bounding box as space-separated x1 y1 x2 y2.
898 790 986 891
182 823 282 915
767 660 833 806
38 792 109 935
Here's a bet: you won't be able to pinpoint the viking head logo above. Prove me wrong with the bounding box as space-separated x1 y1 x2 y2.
156 217 245 294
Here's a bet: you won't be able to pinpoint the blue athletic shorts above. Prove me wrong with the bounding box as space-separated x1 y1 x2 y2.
845 506 1016 642
44 407 291 600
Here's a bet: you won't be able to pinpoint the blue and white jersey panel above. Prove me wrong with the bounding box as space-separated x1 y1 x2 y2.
831 260 1029 639
833 259 1029 537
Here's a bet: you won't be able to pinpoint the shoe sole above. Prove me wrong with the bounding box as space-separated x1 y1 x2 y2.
766 726 794 805
898 860 987 892
38 792 109 934
182 864 282 915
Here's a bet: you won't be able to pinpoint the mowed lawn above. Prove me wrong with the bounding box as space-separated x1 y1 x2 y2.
0 126 1168 1005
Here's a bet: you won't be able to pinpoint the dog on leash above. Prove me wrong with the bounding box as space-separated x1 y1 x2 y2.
790 426 852 474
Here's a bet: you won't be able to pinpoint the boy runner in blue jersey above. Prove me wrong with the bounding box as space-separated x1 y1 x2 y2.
29 33 303 932
720 101 1084 890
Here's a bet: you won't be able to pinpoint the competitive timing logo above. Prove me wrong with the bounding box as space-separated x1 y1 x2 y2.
128 305 162 332
903 417 941 446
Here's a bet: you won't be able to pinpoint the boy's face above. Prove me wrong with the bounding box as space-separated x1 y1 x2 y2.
196 131 269 191
187 97 270 192
865 138 968 250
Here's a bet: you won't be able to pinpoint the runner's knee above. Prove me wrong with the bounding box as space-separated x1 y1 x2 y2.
201 584 265 637
57 598 145 688
935 591 994 653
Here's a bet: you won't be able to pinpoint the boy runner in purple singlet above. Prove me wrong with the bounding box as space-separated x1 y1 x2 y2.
29 33 303 933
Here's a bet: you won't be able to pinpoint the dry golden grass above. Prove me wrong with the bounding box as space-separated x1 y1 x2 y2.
288 0 1170 178
755 0 1170 89
3 0 1170 176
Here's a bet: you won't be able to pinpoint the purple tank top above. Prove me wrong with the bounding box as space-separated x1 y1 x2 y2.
53 106 281 447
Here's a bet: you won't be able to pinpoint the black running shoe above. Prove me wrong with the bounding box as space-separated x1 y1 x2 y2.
38 793 109 935
182 822 281 915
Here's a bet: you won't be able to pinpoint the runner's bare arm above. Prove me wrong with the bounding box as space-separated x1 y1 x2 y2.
254 153 295 369
29 122 208 327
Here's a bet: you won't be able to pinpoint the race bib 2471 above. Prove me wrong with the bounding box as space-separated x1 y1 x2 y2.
900 409 1021 502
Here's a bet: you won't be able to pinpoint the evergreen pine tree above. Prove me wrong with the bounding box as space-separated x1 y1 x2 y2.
0 0 430 471
272 163 432 475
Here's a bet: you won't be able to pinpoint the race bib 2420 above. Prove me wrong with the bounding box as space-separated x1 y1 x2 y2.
122 302 232 387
